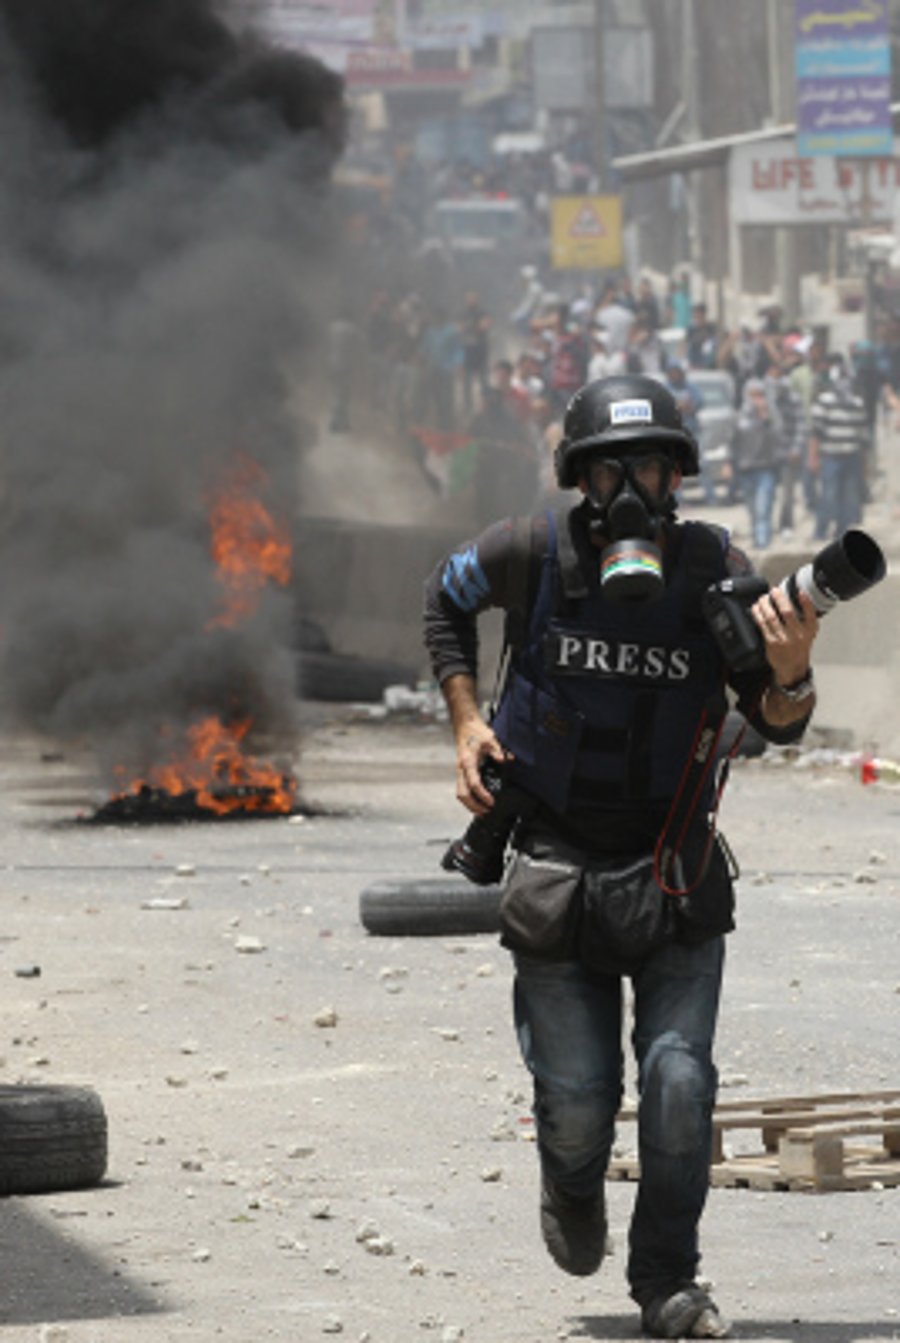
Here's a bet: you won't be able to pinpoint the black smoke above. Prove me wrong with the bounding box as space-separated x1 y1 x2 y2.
0 0 346 784
0 0 345 150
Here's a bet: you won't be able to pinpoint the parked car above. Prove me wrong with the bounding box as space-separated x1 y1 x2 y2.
649 367 736 502
690 368 737 501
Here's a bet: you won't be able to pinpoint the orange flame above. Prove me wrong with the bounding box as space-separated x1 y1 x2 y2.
207 456 292 629
114 716 297 815
109 455 297 816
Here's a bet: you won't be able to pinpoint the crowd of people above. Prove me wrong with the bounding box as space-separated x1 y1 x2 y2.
329 267 900 547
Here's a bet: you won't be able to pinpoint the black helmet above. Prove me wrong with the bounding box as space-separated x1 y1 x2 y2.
554 374 700 488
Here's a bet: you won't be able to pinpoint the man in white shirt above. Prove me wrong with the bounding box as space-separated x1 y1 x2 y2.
588 326 625 381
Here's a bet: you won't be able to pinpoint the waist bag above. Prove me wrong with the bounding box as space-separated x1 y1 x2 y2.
576 831 735 977
501 824 736 971
577 856 672 975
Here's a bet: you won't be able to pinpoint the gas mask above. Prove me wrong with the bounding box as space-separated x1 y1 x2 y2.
583 451 676 603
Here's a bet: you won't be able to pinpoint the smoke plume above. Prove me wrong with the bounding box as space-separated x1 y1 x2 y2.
0 0 345 783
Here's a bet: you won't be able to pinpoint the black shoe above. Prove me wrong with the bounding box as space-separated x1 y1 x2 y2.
539 1177 607 1277
640 1284 730 1338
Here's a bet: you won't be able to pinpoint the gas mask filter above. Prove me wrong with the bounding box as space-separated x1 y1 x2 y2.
584 451 675 603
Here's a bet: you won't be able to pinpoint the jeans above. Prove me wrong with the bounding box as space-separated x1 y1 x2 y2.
462 359 488 417
698 457 718 506
815 452 862 539
513 937 724 1304
739 467 777 549
777 458 800 532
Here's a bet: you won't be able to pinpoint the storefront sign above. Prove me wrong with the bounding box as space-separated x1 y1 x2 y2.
403 16 484 49
731 135 898 223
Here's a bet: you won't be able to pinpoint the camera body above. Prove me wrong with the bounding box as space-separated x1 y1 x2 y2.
441 758 530 886
702 575 770 671
703 528 886 673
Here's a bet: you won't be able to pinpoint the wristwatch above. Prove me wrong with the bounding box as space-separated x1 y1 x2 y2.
774 669 815 701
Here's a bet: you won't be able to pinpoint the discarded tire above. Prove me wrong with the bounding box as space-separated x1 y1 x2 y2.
298 651 417 703
0 1085 108 1196
294 616 333 654
359 877 502 937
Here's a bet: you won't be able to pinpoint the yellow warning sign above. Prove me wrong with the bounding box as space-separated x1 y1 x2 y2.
551 195 623 270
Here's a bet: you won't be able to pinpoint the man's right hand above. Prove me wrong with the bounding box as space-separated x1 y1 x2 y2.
440 676 510 811
441 673 511 815
455 717 507 816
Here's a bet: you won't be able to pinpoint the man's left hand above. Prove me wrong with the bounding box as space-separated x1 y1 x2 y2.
751 587 819 686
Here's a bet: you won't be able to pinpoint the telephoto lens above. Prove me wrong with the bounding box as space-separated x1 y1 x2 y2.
702 528 886 674
780 528 886 615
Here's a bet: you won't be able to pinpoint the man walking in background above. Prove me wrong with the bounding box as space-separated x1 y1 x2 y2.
809 353 870 540
732 378 779 551
460 291 492 418
763 360 806 539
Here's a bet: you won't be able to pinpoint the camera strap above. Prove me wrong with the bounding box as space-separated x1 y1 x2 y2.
490 512 551 718
652 692 749 898
650 521 744 896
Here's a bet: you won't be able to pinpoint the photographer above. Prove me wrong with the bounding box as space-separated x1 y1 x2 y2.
423 375 818 1340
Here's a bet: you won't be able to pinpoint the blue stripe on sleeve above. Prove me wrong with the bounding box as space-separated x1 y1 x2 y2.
441 545 490 613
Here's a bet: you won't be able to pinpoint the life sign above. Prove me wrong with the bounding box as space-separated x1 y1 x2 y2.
730 134 899 223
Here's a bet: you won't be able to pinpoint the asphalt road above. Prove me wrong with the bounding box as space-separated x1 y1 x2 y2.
0 715 898 1342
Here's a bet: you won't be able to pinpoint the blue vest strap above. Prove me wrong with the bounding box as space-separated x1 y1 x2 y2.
554 506 588 600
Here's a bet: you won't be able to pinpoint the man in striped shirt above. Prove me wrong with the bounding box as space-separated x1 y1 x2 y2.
763 360 807 537
809 352 870 540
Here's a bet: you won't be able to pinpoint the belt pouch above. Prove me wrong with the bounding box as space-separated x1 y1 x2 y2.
577 856 675 975
499 846 582 957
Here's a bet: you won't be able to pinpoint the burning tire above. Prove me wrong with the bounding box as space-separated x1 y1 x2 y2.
0 1085 108 1196
359 877 502 937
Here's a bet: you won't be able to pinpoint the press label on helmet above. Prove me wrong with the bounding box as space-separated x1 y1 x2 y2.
609 399 653 425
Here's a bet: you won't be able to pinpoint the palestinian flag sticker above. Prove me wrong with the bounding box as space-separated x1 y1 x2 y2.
600 538 665 604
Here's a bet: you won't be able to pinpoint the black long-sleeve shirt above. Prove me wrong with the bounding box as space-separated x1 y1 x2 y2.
424 503 809 748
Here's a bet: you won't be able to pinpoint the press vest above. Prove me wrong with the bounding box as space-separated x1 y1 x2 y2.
491 511 729 824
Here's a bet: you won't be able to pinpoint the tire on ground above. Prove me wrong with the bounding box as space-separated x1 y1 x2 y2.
298 651 417 703
0 1084 108 1196
359 877 502 937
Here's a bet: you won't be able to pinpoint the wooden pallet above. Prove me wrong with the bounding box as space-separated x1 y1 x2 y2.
608 1089 900 1193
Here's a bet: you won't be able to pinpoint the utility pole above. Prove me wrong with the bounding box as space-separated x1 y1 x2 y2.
682 0 703 287
768 0 800 323
594 0 607 188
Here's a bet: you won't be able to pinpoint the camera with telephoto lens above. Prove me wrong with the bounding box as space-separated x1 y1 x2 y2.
441 757 528 886
702 528 886 672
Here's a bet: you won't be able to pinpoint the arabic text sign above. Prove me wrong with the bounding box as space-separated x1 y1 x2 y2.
730 136 898 224
245 0 378 41
404 16 484 49
795 0 892 156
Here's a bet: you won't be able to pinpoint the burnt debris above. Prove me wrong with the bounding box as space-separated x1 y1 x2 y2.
89 781 302 825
